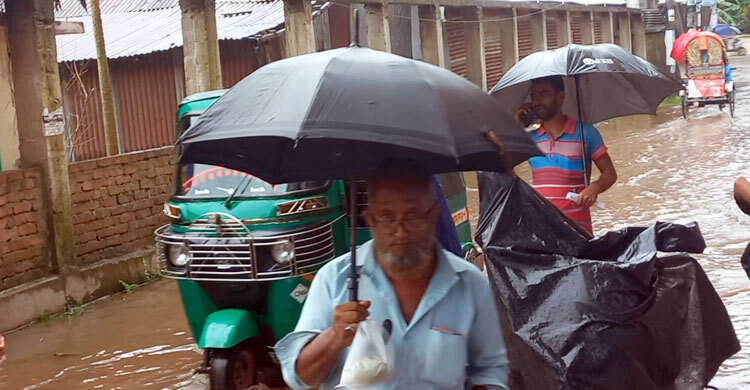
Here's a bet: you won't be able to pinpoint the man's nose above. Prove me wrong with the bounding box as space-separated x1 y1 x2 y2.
392 221 409 238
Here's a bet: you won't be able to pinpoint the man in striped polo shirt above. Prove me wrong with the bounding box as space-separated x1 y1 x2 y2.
514 76 617 234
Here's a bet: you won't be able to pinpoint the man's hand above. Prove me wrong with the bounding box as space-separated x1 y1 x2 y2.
331 300 371 350
576 186 599 208
513 103 534 124
295 300 371 386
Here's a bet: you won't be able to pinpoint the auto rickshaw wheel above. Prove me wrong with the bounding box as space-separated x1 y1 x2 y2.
209 344 257 390
739 47 747 56
681 95 689 119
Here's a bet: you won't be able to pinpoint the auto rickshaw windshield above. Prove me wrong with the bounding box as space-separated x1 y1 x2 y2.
176 163 329 198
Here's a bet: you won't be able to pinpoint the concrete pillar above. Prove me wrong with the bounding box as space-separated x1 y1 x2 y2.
599 11 615 43
6 0 76 271
418 5 445 68
555 11 572 47
531 10 548 52
500 8 519 73
365 3 391 52
461 7 486 90
179 0 223 95
631 13 647 58
618 12 632 52
580 11 595 45
283 0 316 57
0 26 20 171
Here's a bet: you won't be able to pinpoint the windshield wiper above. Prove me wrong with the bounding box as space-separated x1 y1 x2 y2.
224 175 253 209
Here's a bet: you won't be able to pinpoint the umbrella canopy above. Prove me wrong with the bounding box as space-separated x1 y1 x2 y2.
178 46 539 184
671 29 701 63
713 24 742 37
490 43 683 124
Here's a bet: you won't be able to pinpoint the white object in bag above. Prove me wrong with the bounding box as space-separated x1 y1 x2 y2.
566 192 605 209
338 319 394 388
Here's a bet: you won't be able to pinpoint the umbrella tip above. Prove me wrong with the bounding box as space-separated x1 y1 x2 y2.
350 8 361 47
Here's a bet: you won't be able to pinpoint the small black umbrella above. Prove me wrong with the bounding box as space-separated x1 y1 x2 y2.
178 46 540 300
489 43 681 185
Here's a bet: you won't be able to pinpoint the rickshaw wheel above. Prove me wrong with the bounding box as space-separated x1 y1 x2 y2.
209 345 257 390
681 95 689 119
739 47 747 56
730 93 736 118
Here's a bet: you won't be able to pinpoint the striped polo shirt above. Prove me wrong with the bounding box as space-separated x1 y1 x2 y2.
528 116 608 233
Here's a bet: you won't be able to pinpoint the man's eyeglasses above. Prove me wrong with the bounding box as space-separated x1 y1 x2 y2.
370 205 436 234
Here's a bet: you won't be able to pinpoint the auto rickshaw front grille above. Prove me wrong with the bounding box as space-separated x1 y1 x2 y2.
154 216 342 282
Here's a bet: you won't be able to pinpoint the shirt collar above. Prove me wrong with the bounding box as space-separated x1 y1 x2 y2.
536 116 576 137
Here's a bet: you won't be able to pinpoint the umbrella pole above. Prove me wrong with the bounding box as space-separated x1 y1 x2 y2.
575 76 590 188
348 177 359 301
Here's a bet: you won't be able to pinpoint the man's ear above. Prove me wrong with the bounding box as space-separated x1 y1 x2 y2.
428 203 441 224
362 209 374 226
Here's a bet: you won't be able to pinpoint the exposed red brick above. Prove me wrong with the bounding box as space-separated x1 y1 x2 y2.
17 222 38 236
101 196 117 208
96 158 114 167
10 238 30 251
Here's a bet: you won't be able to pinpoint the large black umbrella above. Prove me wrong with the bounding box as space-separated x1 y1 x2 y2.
489 43 681 185
178 45 540 300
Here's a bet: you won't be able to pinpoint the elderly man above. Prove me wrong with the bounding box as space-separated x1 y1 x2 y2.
274 161 509 389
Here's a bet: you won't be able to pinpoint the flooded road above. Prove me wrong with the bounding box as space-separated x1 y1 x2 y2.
0 281 206 390
3 60 750 389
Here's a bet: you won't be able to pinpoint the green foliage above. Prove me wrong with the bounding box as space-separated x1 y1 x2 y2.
63 296 87 318
119 280 137 294
660 95 683 107
719 0 750 30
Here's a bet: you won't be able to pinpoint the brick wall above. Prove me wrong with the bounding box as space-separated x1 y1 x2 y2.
69 147 175 265
0 168 49 289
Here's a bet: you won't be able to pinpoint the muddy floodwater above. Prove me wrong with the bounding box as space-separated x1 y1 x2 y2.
3 61 750 389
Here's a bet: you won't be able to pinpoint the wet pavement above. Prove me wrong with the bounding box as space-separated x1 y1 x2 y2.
3 56 750 389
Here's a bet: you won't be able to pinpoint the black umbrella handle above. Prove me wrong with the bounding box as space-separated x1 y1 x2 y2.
348 177 359 301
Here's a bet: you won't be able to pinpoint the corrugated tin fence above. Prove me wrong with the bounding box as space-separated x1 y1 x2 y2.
61 39 277 161
61 4 639 161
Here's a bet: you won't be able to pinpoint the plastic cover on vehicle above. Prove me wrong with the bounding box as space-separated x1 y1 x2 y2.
476 172 740 390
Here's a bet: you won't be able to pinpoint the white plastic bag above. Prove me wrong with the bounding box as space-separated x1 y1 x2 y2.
338 319 394 388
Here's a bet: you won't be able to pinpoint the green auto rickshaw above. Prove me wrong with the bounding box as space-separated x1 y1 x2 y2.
155 90 481 389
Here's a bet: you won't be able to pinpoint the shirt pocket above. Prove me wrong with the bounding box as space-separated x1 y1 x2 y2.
419 327 468 388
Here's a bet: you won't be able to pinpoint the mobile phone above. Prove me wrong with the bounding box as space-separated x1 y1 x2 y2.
522 110 536 127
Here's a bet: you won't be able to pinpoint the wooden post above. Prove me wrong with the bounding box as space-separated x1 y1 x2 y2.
0 26 20 171
365 3 391 52
599 11 615 43
500 8 518 74
389 4 412 57
284 0 316 57
91 0 119 156
580 11 595 45
6 0 76 271
313 6 332 52
418 4 445 68
461 6 486 90
618 12 632 52
531 10 547 52
555 11 572 47
631 12 647 58
179 0 223 95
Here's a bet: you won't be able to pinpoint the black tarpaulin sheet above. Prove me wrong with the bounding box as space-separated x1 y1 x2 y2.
476 173 740 390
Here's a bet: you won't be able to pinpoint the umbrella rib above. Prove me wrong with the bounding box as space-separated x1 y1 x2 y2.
412 62 458 160
276 50 346 175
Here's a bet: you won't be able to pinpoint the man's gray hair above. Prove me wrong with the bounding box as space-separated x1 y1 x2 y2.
366 160 434 202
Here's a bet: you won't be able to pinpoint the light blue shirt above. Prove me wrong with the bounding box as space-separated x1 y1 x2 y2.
274 240 509 390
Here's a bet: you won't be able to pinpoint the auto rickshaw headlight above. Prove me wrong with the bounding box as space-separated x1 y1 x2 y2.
168 244 190 267
271 240 295 264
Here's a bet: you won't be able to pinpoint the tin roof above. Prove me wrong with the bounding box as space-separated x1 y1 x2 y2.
55 0 286 62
